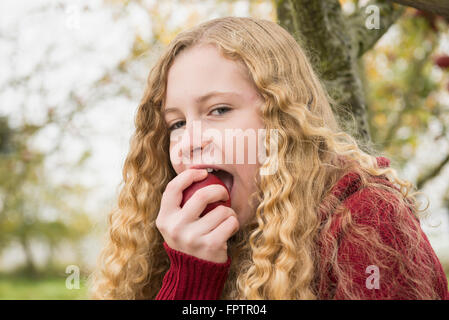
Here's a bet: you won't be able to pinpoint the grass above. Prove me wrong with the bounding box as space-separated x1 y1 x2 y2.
0 273 89 300
0 268 447 300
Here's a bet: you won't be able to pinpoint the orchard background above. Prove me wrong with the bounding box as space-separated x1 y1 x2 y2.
0 0 448 299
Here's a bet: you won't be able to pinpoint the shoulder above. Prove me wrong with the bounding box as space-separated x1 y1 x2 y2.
343 179 409 226
329 156 392 202
322 157 449 299
328 156 407 228
330 157 417 246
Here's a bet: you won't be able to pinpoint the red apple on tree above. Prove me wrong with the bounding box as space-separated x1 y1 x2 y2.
434 55 449 69
414 9 438 31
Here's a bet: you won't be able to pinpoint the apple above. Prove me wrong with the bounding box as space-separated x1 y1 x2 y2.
434 55 449 69
414 9 438 31
181 173 231 217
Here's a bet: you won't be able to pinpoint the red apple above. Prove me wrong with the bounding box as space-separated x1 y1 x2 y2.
435 55 449 69
414 9 438 31
181 173 231 217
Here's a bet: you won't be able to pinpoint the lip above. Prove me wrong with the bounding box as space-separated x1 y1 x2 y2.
188 164 234 194
189 164 227 171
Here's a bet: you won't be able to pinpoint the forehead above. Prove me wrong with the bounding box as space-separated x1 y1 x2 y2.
164 44 253 109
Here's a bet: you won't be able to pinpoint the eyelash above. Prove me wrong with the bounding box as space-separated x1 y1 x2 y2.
168 105 231 131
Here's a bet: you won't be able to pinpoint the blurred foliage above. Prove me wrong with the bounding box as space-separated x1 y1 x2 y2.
362 7 449 191
0 114 94 276
0 272 88 300
364 9 446 161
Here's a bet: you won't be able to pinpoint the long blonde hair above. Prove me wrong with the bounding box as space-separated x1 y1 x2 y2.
89 16 435 299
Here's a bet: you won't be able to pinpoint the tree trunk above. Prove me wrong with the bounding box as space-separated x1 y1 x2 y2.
20 236 37 277
275 0 448 147
276 0 404 147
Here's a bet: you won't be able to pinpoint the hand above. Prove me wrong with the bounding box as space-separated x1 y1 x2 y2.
156 169 240 264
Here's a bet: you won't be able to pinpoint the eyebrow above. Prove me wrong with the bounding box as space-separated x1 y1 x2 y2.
163 91 240 114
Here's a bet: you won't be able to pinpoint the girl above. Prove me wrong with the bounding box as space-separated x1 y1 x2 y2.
89 16 449 300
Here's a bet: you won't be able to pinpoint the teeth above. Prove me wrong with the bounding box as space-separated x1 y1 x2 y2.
206 168 213 172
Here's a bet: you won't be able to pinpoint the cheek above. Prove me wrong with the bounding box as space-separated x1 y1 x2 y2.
168 130 187 173
234 165 259 209
223 133 261 166
168 144 182 173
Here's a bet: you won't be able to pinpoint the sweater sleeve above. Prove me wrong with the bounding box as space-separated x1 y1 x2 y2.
332 186 449 300
155 242 231 300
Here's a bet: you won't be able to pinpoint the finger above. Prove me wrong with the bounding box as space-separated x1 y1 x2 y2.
205 215 240 244
195 205 237 235
181 184 230 221
160 169 208 215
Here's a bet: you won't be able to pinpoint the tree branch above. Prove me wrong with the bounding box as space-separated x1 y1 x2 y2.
389 0 449 19
276 0 372 146
348 1 405 58
417 152 449 189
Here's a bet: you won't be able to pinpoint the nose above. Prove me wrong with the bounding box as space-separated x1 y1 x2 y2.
177 119 213 163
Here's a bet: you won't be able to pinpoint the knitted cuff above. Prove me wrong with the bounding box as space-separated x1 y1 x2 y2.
155 241 231 300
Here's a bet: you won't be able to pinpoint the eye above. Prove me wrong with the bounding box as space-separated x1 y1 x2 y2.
168 120 185 131
210 105 231 116
167 106 231 131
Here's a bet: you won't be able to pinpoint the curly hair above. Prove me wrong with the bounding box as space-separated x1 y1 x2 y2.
89 16 434 299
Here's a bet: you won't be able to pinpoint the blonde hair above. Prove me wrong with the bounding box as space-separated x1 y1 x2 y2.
89 16 435 299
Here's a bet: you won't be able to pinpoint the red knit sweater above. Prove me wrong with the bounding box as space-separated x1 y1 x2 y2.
155 157 449 300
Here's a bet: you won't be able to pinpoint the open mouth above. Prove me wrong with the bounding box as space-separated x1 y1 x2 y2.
207 168 234 194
